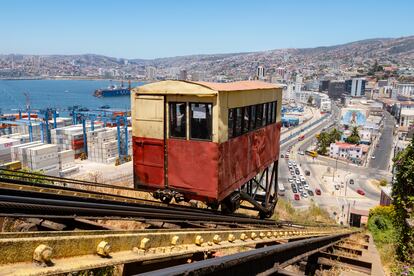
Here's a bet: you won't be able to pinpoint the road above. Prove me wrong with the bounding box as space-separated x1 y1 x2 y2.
277 103 386 221
369 111 395 171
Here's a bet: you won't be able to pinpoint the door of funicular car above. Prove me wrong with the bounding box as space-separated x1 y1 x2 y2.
133 95 166 189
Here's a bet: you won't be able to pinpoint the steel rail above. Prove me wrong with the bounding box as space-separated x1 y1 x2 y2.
0 226 348 275
0 179 342 228
138 232 356 276
0 191 279 225
0 168 137 190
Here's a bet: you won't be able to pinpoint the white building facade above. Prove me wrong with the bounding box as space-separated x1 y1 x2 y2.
329 142 363 160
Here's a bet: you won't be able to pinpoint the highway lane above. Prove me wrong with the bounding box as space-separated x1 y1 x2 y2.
369 111 395 171
277 104 339 205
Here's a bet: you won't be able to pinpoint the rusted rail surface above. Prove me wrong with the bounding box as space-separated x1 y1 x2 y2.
0 228 351 275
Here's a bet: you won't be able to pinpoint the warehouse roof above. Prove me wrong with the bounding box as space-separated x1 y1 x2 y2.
134 80 282 96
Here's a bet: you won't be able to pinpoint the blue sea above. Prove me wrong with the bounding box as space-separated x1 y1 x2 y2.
0 80 144 115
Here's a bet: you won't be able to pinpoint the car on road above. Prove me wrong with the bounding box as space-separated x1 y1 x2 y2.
285 153 290 159
349 179 354 185
294 194 300 200
308 190 314 196
357 189 365 196
371 156 376 159
298 151 305 155
315 188 321 195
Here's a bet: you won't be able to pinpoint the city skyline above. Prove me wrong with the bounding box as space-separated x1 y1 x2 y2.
1 0 413 59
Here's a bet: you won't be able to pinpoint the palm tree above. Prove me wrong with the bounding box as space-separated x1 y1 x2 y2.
346 126 360 144
317 132 331 155
351 126 360 138
329 128 342 143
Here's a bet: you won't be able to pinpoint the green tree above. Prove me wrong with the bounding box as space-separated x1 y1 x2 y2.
307 96 313 105
345 126 360 144
392 139 414 263
316 131 331 155
329 128 342 143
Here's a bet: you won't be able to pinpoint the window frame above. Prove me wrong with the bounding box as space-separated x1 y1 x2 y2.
189 102 213 141
227 100 278 140
168 102 187 139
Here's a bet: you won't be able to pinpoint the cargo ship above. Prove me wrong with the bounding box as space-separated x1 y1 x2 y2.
93 81 131 97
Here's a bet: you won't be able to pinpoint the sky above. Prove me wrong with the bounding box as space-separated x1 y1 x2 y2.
0 0 413 59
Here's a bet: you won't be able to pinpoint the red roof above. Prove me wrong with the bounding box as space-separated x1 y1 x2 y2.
334 142 362 149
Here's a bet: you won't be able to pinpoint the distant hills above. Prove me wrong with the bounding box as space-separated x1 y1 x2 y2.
1 36 413 79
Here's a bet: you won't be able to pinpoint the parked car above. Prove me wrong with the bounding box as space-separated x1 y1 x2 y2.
357 189 365 196
371 156 376 159
308 190 314 196
315 188 321 195
334 184 340 190
294 194 300 200
305 170 310 176
301 191 308 198
292 185 297 193
295 169 300 175
288 178 294 183
349 179 354 185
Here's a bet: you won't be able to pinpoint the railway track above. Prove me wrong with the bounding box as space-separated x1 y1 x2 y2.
0 170 374 275
0 169 334 228
0 226 355 275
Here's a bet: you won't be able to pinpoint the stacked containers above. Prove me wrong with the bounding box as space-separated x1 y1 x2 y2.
58 149 79 176
51 123 103 158
26 144 59 176
13 142 44 167
120 127 133 156
0 138 21 164
10 142 42 163
86 128 118 164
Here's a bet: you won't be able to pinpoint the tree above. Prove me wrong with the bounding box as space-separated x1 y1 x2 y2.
307 96 313 106
345 126 360 144
329 128 342 143
392 139 414 263
316 131 331 155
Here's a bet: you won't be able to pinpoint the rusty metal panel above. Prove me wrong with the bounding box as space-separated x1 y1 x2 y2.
133 136 164 188
218 122 281 201
167 139 219 200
